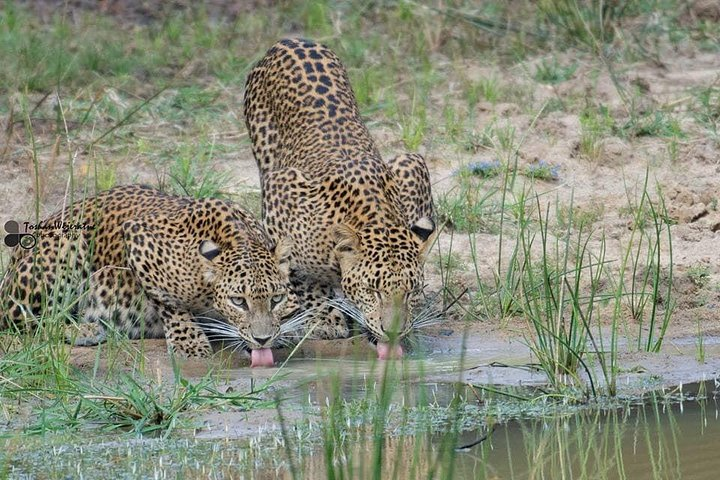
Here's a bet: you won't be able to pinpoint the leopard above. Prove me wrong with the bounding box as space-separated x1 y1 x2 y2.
0 185 298 367
244 38 437 359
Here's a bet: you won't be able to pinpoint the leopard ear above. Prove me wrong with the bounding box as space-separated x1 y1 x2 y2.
199 240 221 261
410 217 436 254
199 240 221 284
411 217 435 241
332 224 360 271
332 223 360 253
274 237 293 277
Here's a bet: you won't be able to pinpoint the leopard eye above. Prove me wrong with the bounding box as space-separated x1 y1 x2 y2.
270 293 287 310
230 297 248 310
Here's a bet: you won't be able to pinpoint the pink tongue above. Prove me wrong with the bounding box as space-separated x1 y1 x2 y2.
250 348 274 367
377 342 403 360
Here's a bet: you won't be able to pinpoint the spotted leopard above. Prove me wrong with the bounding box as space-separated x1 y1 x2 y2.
244 38 436 358
0 185 297 366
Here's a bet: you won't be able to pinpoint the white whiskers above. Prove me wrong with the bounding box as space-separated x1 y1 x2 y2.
410 306 444 329
279 307 318 334
325 297 367 328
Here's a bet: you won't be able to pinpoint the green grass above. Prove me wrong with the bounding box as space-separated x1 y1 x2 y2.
692 86 720 144
622 175 674 352
533 57 578 84
162 138 232 199
398 97 428 152
556 203 605 232
579 105 615 161
0 314 270 437
695 317 706 363
621 110 685 139
437 176 502 234
0 0 709 168
537 0 637 52
464 76 504 107
441 160 674 396
519 194 613 397
687 263 711 288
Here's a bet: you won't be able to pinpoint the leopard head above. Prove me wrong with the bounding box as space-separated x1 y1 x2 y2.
199 236 295 366
331 217 435 358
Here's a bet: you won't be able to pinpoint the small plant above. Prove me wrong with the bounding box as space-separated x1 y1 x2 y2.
621 110 684 139
20 363 270 436
519 195 611 396
696 318 706 363
533 58 578 84
442 102 465 142
434 229 469 307
436 250 465 274
436 176 500 234
93 158 118 191
490 122 519 159
687 264 711 288
164 139 231 198
462 125 494 153
614 171 674 353
350 67 383 110
579 106 615 161
618 202 654 230
400 112 426 151
557 203 604 232
170 86 221 113
465 76 502 108
397 94 427 152
693 86 720 144
301 0 334 37
523 160 560 181
537 0 632 51
485 187 534 320
543 97 567 115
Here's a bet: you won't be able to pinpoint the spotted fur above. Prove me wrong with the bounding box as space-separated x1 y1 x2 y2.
0 185 295 359
244 39 436 348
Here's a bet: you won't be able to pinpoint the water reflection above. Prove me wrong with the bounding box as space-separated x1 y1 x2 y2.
278 387 719 480
3 389 717 478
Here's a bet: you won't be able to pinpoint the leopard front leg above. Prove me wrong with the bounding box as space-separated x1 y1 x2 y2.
154 302 213 358
291 273 350 340
75 266 160 346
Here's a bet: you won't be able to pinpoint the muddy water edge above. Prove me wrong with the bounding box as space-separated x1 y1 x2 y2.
2 338 719 479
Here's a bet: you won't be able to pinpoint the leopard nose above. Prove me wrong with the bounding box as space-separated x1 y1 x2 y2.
253 335 272 346
380 325 400 339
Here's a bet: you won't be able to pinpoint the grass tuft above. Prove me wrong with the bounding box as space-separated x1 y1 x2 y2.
533 57 578 84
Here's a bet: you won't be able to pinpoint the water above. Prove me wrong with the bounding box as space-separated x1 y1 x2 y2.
278 389 720 480
2 339 719 480
454 400 720 480
2 386 718 478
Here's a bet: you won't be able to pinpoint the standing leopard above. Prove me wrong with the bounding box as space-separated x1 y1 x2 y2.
244 39 436 359
0 185 297 366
